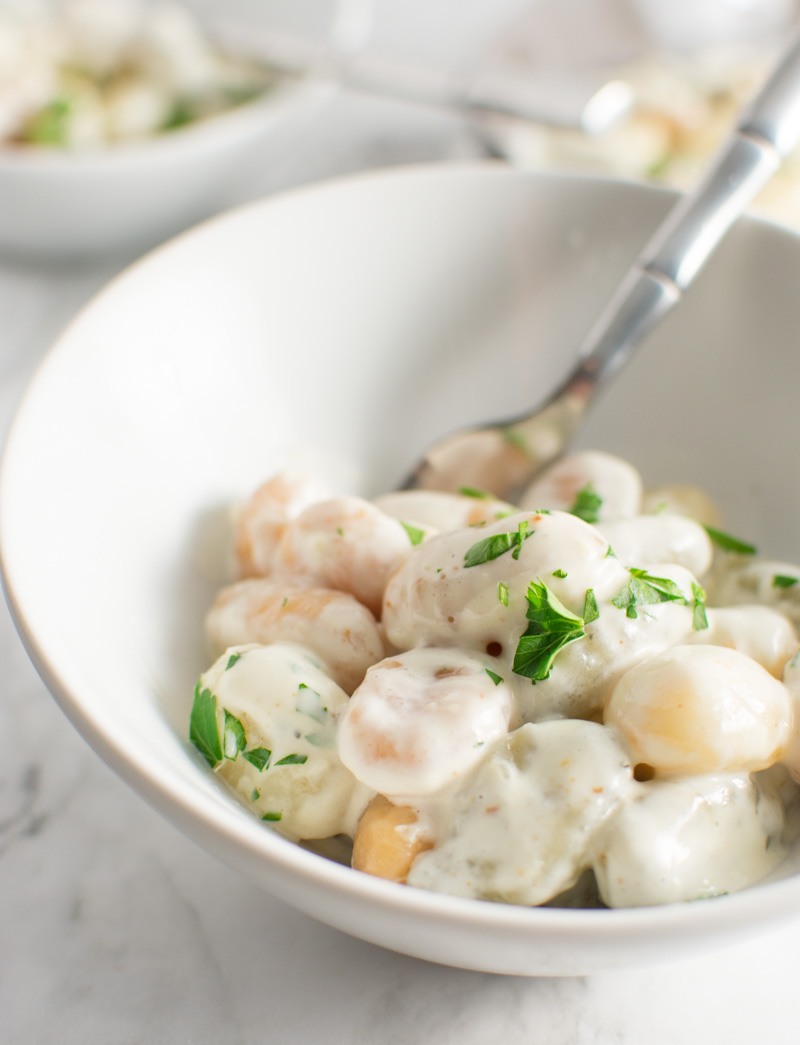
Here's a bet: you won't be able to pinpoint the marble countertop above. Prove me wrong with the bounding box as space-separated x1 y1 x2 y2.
2 86 800 1045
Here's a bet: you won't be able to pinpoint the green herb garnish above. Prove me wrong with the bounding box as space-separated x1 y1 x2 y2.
583 588 599 625
773 574 799 589
501 428 530 455
261 811 283 822
464 521 533 568
611 569 688 619
552 568 567 579
225 652 241 671
189 684 223 767
703 524 757 555
274 753 308 767
296 683 328 725
691 581 709 631
498 582 509 606
223 710 247 760
568 483 603 524
512 580 586 682
458 485 493 500
250 789 260 802
242 747 271 771
400 521 425 546
23 98 71 145
485 668 504 686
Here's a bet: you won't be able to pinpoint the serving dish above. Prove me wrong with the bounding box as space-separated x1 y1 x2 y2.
2 164 800 975
0 66 327 259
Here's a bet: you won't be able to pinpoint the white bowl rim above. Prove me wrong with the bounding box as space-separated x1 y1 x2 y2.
3 161 800 947
0 73 327 171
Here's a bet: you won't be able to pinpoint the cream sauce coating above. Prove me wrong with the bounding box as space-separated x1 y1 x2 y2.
273 496 414 618
373 490 517 533
205 577 385 694
592 770 790 907
201 642 372 841
234 471 329 578
709 559 800 630
685 605 798 678
605 644 792 776
406 720 635 905
595 514 713 577
338 648 514 797
519 450 642 521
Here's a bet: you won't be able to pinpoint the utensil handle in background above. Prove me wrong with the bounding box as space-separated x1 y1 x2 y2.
569 27 800 393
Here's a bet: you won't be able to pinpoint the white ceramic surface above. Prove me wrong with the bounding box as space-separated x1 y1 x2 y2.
0 76 328 259
2 164 800 976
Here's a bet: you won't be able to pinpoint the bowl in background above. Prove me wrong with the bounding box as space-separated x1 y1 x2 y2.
2 164 800 975
0 74 328 259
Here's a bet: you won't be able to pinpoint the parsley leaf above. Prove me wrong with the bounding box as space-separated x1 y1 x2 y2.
400 520 425 546
458 485 493 500
274 753 308 767
485 668 504 686
501 428 530 454
261 811 283 821
611 568 688 619
552 568 567 578
296 683 328 724
225 652 241 671
189 684 223 767
512 580 586 682
568 482 603 524
511 520 529 560
583 588 599 624
703 524 757 555
773 574 799 589
498 582 509 606
242 747 271 771
692 581 709 631
223 710 247 760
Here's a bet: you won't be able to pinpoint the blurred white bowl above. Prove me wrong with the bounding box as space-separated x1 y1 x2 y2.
2 164 800 975
0 75 327 259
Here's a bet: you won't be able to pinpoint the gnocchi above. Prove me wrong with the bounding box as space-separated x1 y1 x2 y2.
190 450 800 908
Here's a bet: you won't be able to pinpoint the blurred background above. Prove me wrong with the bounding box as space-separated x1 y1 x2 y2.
3 0 800 260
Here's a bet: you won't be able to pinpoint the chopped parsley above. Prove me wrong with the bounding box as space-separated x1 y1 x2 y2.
261 811 283 822
511 520 529 560
242 747 272 771
250 789 260 802
552 568 567 579
773 574 799 589
464 521 533 568
281 597 288 608
501 428 530 455
568 483 603 524
400 520 425 546
498 581 509 606
223 710 247 760
189 684 223 767
296 683 328 724
274 753 308 767
703 524 757 555
485 668 504 686
611 569 688 619
512 580 586 682
458 485 493 500
583 588 599 625
225 652 241 671
336 527 344 537
692 581 709 631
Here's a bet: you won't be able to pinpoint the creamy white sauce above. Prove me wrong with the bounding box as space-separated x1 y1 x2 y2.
192 452 800 908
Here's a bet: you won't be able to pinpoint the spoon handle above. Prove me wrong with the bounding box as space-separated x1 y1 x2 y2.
568 29 800 396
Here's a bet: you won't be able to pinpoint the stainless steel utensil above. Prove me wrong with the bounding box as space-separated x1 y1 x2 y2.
403 30 800 500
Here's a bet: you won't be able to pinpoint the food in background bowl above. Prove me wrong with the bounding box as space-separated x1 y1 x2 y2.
0 0 274 149
191 450 800 909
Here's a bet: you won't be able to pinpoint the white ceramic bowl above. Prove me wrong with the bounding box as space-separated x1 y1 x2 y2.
2 165 800 976
0 75 327 259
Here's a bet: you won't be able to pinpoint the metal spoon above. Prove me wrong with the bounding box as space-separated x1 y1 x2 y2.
403 31 800 501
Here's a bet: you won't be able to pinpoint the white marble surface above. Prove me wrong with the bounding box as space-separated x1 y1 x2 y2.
3 81 800 1045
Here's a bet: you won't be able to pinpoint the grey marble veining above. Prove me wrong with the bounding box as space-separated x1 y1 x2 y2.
1 87 800 1045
